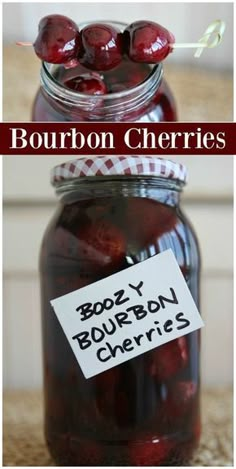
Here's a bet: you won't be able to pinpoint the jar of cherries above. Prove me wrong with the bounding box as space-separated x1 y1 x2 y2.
31 17 177 122
40 156 201 466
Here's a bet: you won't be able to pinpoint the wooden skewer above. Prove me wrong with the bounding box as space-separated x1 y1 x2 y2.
171 43 209 48
16 41 32 46
171 19 226 58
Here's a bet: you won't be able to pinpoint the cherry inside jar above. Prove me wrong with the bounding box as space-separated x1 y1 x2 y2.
40 156 201 466
32 21 177 122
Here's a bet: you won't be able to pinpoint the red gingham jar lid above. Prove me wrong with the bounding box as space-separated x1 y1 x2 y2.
51 156 187 186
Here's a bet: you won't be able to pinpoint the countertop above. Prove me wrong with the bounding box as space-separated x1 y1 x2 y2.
3 45 233 122
3 389 233 466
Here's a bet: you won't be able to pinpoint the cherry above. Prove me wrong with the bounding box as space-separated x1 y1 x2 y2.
174 381 197 405
94 368 119 391
129 437 172 466
162 381 197 423
77 219 126 272
147 337 188 381
64 73 107 94
124 20 175 63
94 368 119 419
33 14 80 64
126 198 177 248
79 23 123 71
69 439 103 465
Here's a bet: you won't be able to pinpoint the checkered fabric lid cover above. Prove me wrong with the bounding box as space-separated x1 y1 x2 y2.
51 156 187 185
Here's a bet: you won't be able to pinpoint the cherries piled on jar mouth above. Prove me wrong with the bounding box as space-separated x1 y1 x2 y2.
32 14 175 70
28 15 175 94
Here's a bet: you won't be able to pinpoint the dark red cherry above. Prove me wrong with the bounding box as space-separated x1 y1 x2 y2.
126 198 177 247
79 23 123 71
64 73 107 94
129 437 173 466
69 439 103 465
76 219 126 273
147 337 188 381
124 20 175 63
33 14 80 64
163 381 197 422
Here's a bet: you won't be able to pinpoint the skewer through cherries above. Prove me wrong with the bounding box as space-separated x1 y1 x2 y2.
17 15 225 94
18 14 225 70
19 14 176 70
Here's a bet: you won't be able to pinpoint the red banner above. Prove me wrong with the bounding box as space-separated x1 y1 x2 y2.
0 122 235 155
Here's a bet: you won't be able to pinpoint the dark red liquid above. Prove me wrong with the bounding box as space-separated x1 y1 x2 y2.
32 59 177 122
40 190 200 466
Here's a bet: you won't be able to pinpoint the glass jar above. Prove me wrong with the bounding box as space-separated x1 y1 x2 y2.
40 156 200 466
32 21 177 122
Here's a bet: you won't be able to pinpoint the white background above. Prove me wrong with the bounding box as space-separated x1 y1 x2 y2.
3 156 233 389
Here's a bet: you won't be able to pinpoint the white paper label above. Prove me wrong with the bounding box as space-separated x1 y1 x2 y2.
50 249 204 379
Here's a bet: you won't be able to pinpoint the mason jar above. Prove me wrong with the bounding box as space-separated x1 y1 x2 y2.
32 21 177 122
40 156 200 466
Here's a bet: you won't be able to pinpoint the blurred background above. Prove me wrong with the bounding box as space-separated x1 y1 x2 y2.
3 2 233 121
3 156 233 391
